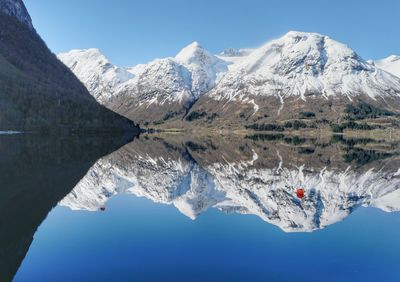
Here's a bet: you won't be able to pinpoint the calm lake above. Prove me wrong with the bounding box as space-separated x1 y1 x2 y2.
2 133 400 282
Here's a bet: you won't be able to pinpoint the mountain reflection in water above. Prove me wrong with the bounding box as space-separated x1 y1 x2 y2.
60 133 400 233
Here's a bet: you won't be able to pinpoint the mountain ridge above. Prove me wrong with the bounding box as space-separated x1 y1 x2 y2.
59 31 400 129
0 0 138 132
0 0 33 30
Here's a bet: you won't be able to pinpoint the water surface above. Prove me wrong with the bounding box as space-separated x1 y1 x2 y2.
2 133 400 281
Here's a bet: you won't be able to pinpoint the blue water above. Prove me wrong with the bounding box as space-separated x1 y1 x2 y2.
14 194 400 282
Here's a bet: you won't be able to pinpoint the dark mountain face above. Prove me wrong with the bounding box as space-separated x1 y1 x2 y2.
0 0 138 132
0 0 32 30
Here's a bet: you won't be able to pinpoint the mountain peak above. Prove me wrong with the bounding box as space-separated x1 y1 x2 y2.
382 55 400 62
59 31 400 127
0 0 33 30
374 54 400 78
187 41 201 48
174 41 228 98
175 41 209 64
58 48 134 102
283 30 323 38
233 30 361 80
83 48 103 55
205 30 400 104
58 48 110 66
64 48 104 57
275 31 355 58
185 41 202 49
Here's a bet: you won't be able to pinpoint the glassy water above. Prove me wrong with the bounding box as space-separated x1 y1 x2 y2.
2 133 400 282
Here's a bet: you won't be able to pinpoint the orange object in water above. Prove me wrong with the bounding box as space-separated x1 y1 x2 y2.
296 188 305 199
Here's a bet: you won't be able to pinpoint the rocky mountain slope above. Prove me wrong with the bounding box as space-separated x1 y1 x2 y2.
210 32 399 101
190 32 400 128
57 48 134 104
59 42 228 125
0 0 32 30
60 31 400 129
0 0 138 132
59 134 400 232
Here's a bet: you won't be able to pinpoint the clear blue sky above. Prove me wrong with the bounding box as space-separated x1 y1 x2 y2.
25 0 400 67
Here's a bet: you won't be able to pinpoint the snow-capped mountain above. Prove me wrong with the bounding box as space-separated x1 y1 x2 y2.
0 0 33 30
58 42 228 124
59 31 400 127
374 55 400 78
114 58 193 105
189 32 400 127
59 137 224 219
175 41 228 98
208 31 400 101
207 157 399 232
59 135 400 232
58 49 134 103
58 49 194 107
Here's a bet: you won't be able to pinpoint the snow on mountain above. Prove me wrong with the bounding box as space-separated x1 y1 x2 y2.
59 31 400 125
171 165 224 220
374 55 400 78
115 57 193 106
208 154 400 232
217 48 254 67
0 0 33 30
59 42 228 108
59 137 400 232
219 48 253 57
175 41 228 98
58 49 134 103
59 159 136 211
207 31 400 103
55 140 227 217
59 148 190 211
371 187 400 212
59 139 225 219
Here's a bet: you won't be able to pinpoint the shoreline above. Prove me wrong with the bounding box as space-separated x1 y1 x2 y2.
0 131 23 135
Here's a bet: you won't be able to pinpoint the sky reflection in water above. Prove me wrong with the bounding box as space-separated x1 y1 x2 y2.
2 133 400 282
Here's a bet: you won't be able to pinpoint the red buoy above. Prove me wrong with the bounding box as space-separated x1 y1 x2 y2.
296 188 305 199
